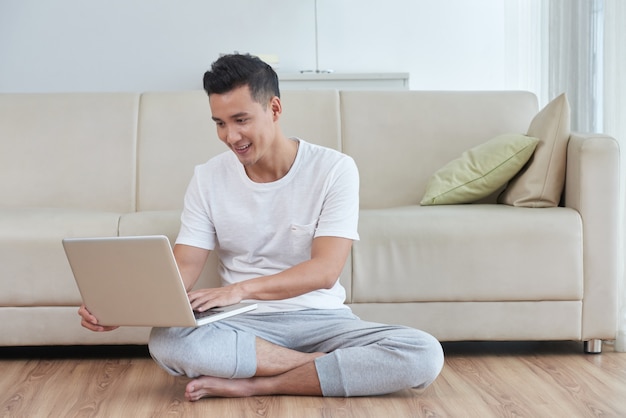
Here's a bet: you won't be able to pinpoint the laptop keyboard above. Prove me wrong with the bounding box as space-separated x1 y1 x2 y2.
194 309 224 319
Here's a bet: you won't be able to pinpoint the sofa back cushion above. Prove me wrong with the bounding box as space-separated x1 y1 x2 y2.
340 91 539 209
136 91 219 211
0 93 139 212
279 90 342 151
136 90 342 210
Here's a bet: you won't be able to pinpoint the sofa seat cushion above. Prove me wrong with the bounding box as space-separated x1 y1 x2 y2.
0 306 151 346
0 208 121 306
352 205 583 303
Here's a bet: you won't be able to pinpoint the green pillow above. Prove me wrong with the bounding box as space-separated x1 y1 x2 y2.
420 134 539 205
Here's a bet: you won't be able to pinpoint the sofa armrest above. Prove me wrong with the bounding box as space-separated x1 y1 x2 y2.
564 132 620 340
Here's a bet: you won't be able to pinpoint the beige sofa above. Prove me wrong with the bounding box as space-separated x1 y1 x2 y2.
0 90 619 353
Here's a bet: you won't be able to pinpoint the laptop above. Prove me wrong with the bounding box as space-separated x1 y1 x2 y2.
62 235 257 327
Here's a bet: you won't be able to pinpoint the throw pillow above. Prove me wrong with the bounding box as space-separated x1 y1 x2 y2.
498 93 571 207
420 134 539 206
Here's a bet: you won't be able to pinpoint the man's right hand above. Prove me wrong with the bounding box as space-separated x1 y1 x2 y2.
78 304 119 332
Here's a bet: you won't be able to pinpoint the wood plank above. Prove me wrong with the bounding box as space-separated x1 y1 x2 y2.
2 341 626 417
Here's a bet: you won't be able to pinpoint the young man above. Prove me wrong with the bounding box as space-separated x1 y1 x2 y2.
79 54 443 401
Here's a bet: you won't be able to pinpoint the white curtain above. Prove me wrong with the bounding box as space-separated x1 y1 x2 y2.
544 0 603 131
527 1 626 350
603 0 626 351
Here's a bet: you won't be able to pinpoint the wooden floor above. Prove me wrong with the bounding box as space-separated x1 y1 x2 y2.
1 341 626 418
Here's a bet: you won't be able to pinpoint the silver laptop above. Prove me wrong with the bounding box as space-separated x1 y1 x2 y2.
62 235 257 327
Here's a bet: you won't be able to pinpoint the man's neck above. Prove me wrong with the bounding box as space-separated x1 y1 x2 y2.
245 138 299 183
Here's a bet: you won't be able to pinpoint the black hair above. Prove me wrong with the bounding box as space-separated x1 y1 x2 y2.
203 53 280 106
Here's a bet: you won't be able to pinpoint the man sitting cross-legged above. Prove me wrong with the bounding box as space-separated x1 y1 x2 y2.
78 53 444 401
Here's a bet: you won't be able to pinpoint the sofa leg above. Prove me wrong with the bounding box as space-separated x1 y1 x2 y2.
584 339 602 354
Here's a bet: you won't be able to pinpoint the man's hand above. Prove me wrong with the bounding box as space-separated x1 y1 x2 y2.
187 284 245 312
78 304 119 332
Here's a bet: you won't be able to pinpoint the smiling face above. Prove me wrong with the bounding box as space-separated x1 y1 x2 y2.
209 84 281 169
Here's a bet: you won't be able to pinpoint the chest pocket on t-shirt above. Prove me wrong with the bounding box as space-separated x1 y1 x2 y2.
289 222 316 257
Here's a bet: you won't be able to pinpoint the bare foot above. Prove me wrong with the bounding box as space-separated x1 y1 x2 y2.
184 350 326 401
185 376 256 401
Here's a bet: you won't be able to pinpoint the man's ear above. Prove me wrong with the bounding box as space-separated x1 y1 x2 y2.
269 96 282 120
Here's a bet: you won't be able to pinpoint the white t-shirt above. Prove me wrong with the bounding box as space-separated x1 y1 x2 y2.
176 138 360 313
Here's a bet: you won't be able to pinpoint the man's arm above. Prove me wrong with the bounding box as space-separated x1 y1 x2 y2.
174 243 211 291
242 236 352 299
188 235 352 312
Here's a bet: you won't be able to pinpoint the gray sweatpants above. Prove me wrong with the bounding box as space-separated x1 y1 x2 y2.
148 309 444 397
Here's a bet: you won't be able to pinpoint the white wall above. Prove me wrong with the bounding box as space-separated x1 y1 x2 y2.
0 0 532 93
317 0 508 90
